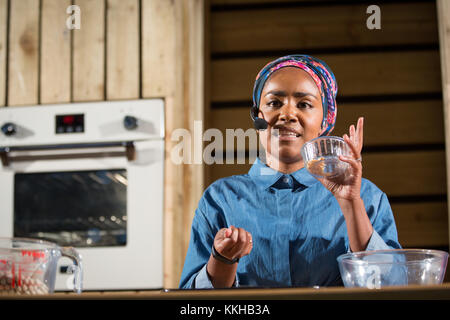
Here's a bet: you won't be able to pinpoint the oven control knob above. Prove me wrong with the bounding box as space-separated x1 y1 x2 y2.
123 116 138 130
1 122 17 136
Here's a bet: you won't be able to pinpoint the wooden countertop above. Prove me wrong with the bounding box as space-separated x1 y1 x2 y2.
2 283 450 300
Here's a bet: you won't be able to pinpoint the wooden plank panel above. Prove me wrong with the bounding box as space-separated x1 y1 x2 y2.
142 0 184 289
207 150 447 197
204 0 213 189
210 100 445 149
393 201 449 248
333 100 445 146
8 0 39 106
437 0 450 257
0 0 7 106
212 2 438 54
182 0 205 264
40 0 71 104
364 150 446 197
211 51 442 102
106 0 139 100
141 0 177 97
72 0 105 101
212 0 326 5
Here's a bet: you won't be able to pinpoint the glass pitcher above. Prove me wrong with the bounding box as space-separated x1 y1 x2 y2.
0 237 82 294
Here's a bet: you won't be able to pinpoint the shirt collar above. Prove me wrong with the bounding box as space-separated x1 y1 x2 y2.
248 157 318 190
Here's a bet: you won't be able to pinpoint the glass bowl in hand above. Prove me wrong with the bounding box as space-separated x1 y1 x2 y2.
301 136 351 179
337 249 449 289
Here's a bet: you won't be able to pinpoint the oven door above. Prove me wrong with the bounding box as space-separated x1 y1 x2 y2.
0 140 163 291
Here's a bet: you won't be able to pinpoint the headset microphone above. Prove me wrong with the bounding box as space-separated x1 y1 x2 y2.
250 106 268 130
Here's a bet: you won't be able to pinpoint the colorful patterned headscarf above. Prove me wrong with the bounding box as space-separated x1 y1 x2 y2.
252 54 338 136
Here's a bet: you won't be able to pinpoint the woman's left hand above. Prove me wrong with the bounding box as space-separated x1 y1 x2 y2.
317 117 364 201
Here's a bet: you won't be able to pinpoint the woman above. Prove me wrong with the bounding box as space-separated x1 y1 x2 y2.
179 54 401 288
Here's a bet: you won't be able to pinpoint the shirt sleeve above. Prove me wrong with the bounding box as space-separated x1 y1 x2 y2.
194 264 240 288
346 189 402 253
193 264 213 288
179 196 240 289
354 191 402 252
178 204 215 289
370 192 402 250
365 229 393 251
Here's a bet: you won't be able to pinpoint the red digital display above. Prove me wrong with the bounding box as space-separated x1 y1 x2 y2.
62 115 75 125
55 114 84 134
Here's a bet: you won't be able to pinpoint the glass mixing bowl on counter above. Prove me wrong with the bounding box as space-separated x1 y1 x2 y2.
337 249 448 289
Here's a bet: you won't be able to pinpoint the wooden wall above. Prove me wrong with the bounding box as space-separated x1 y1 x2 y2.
0 0 205 289
205 0 449 251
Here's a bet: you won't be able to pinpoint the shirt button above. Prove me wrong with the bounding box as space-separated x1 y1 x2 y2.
283 176 290 183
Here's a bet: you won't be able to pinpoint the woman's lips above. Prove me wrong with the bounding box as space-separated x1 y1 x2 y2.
272 128 302 141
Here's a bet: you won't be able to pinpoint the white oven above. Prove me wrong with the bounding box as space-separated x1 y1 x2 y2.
0 99 164 291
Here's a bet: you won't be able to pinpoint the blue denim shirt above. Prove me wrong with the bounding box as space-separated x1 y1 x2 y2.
179 158 401 289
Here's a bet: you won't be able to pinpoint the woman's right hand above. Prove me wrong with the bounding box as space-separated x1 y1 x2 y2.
207 225 252 288
206 226 253 288
213 225 253 262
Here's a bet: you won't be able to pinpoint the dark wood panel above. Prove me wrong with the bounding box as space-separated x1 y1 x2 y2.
332 100 445 146
210 99 445 149
211 51 442 102
212 0 323 5
212 2 438 54
393 201 449 248
363 150 446 197
207 150 447 197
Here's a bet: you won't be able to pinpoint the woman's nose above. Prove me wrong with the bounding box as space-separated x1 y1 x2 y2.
278 103 298 123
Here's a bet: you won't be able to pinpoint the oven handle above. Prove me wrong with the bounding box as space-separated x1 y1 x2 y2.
0 141 136 166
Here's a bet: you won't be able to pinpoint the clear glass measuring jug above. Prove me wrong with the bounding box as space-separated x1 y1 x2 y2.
0 237 82 295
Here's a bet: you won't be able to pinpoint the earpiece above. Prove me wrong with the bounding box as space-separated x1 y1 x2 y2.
250 106 268 130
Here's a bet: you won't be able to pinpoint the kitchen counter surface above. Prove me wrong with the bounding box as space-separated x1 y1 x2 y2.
2 283 450 300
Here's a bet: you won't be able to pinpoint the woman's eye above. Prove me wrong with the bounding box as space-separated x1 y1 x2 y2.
267 100 282 108
298 102 312 109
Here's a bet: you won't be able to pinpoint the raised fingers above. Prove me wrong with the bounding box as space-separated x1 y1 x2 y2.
349 124 356 144
343 134 360 160
346 117 364 154
356 117 364 150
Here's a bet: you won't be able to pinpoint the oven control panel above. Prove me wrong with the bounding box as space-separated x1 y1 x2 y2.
0 99 164 147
